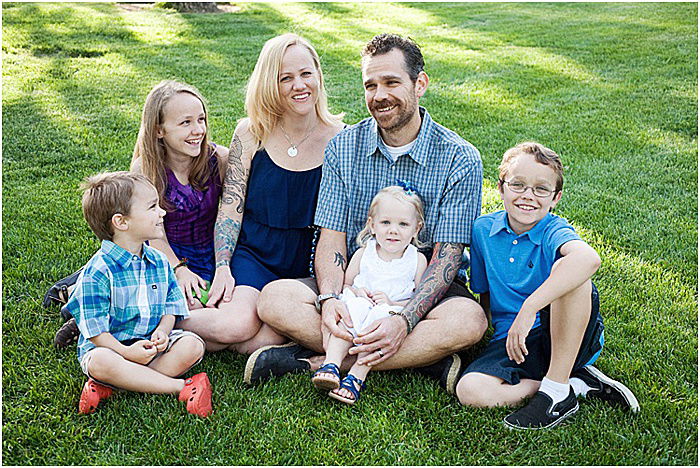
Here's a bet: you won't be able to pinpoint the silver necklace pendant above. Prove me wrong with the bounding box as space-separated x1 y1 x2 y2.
287 145 298 157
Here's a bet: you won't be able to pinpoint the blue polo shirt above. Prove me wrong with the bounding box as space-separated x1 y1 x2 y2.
470 211 581 341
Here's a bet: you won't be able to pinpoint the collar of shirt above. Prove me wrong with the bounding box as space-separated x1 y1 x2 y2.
488 211 553 245
362 107 433 167
100 239 157 267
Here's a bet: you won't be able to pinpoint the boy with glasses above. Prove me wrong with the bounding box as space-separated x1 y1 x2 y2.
455 142 638 429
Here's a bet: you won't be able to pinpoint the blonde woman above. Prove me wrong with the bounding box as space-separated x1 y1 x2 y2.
178 33 345 353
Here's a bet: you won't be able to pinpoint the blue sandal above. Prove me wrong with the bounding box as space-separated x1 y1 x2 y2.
311 363 341 390
329 374 366 405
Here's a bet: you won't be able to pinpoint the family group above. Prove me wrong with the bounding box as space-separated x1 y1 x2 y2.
44 33 639 430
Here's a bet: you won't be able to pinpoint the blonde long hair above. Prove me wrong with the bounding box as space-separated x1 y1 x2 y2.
245 33 343 145
356 186 429 249
132 80 211 210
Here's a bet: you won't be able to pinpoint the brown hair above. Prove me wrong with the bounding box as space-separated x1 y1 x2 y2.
81 171 152 241
356 185 429 249
498 141 564 192
132 80 211 210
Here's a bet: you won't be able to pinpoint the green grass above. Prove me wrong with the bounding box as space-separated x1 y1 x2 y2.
2 2 697 465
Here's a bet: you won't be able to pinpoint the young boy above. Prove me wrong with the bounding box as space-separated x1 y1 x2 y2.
456 142 638 430
64 171 212 417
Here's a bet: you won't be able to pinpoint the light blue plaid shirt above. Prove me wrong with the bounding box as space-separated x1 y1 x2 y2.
315 107 483 257
65 240 189 361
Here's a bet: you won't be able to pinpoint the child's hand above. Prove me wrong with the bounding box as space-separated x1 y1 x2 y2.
124 339 158 365
150 330 169 353
506 309 537 364
369 291 391 305
175 267 209 307
354 287 374 303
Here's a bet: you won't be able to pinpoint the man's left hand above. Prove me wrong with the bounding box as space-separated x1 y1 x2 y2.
349 315 408 366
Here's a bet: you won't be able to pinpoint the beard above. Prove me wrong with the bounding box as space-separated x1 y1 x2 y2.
369 95 418 135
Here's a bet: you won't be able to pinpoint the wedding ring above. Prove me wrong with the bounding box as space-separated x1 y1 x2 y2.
378 349 384 358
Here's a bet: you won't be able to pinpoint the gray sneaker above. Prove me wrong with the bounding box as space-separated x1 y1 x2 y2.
244 343 316 385
573 365 640 412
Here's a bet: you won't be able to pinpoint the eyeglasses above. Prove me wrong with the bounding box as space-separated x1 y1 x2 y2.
500 180 557 198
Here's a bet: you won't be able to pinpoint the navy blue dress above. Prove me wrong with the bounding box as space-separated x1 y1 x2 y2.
230 149 322 290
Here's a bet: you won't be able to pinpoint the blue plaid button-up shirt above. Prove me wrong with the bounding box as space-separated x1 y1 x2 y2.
65 240 189 361
315 107 483 257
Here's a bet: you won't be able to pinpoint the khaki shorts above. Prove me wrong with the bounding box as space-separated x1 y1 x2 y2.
79 329 205 382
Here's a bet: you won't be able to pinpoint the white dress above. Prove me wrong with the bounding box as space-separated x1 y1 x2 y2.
341 238 418 337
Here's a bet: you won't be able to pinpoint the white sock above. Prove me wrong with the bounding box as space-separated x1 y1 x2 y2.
539 377 571 404
570 377 595 397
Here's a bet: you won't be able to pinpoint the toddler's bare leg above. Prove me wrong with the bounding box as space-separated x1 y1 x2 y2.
86 348 185 394
331 351 372 400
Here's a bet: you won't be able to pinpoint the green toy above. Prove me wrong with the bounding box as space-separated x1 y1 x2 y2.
197 281 211 307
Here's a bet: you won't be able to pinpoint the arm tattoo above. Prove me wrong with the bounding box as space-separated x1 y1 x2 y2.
333 251 347 271
214 216 241 266
222 134 247 215
402 242 464 331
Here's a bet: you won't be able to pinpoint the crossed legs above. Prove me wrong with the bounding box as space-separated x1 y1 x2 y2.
178 285 286 353
257 278 488 372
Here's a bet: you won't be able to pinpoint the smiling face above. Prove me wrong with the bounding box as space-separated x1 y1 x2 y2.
278 44 319 117
369 195 421 259
499 151 562 235
361 48 427 138
157 92 206 160
125 182 166 242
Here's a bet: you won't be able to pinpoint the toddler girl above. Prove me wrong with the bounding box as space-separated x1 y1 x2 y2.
311 185 428 404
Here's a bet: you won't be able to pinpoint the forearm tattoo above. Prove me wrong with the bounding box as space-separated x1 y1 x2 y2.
214 217 241 267
402 242 464 331
334 251 346 271
222 134 247 215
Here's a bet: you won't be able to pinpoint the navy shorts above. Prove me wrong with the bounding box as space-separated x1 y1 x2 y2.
462 283 604 385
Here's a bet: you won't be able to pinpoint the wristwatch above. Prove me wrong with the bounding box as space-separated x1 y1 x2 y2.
315 293 340 312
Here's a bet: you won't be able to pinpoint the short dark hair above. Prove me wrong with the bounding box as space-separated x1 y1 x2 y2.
361 34 425 82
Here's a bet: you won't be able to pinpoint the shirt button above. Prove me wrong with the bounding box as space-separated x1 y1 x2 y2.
509 257 514 263
513 240 518 245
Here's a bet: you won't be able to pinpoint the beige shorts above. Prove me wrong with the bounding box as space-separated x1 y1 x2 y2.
79 329 205 381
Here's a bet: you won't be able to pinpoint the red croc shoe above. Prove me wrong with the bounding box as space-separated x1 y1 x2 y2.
178 372 212 418
78 378 113 414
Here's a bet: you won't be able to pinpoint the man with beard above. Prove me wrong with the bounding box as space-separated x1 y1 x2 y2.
246 34 487 396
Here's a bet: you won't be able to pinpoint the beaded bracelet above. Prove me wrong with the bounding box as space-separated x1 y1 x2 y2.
173 258 189 272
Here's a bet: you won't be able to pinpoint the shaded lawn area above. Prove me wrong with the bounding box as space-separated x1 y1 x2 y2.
2 2 697 465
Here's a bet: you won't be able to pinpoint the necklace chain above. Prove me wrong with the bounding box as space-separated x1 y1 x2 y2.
280 120 318 158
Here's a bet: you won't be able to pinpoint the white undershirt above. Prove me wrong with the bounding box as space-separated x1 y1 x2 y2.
383 138 417 162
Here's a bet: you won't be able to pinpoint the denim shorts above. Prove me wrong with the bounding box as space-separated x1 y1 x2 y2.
462 283 604 385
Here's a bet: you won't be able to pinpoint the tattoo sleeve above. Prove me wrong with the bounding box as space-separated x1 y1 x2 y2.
401 242 464 331
214 133 249 266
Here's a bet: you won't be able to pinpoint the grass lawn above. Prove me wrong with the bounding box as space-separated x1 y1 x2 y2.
2 2 697 465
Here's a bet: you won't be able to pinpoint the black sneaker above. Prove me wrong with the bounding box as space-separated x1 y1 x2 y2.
43 267 83 315
572 365 640 412
243 343 316 385
504 387 578 430
414 353 462 395
54 317 80 349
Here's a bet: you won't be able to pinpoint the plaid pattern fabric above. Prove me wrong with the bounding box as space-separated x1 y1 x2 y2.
315 107 483 257
65 240 189 361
